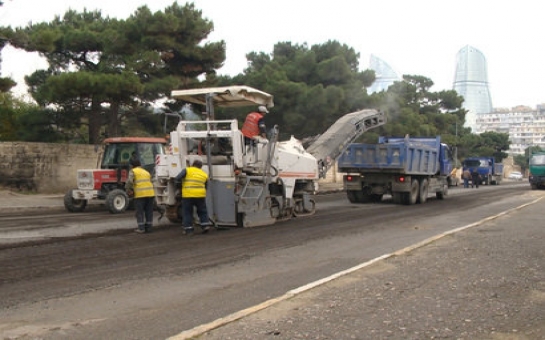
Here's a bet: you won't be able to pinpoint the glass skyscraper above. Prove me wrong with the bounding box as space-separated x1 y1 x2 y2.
367 54 400 94
453 45 493 133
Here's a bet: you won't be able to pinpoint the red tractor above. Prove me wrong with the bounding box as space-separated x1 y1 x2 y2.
64 137 167 214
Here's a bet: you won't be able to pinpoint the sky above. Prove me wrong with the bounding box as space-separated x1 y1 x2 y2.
1 0 543 108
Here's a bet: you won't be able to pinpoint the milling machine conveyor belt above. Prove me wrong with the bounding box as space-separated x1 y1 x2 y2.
306 109 387 178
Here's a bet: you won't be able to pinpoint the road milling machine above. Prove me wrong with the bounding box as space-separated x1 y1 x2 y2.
154 86 386 227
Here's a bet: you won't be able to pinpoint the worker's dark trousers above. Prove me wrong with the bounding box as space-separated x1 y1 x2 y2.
135 196 154 230
182 197 210 230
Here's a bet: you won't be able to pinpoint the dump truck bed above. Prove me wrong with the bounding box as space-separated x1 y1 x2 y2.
338 136 441 175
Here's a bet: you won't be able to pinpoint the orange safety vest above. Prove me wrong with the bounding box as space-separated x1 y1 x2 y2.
132 167 155 198
181 167 208 198
241 112 263 138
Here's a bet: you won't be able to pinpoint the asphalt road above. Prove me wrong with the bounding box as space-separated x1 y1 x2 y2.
0 182 543 340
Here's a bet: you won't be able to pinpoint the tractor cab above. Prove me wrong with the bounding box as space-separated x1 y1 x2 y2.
64 137 166 214
101 137 166 176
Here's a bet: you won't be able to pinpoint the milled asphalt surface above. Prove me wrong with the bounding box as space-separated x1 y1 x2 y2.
1 186 544 340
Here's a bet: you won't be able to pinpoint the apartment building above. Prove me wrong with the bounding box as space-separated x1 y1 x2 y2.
476 105 545 154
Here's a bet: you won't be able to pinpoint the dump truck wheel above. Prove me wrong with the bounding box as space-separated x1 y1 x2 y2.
370 194 383 202
106 189 129 214
405 179 419 205
346 188 369 203
64 190 87 212
418 179 429 204
346 190 359 203
436 184 448 200
359 194 371 203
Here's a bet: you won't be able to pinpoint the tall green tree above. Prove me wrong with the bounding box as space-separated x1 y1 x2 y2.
216 40 375 139
455 131 510 162
0 90 71 143
368 75 467 146
4 2 225 144
0 92 19 140
0 25 16 93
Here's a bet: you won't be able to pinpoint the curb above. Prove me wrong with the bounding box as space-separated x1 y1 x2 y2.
167 195 544 340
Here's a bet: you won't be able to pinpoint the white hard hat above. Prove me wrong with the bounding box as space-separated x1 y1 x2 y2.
258 105 269 114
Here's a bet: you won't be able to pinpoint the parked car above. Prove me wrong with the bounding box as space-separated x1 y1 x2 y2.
508 171 523 180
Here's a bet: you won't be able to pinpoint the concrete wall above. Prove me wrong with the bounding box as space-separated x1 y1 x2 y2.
1 141 344 194
0 142 100 194
2 141 520 194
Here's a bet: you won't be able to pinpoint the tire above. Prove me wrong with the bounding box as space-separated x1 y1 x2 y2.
105 189 129 214
407 179 419 205
359 193 371 203
370 194 383 203
392 192 402 204
347 190 367 203
346 190 358 203
436 184 448 200
63 189 87 212
418 179 429 204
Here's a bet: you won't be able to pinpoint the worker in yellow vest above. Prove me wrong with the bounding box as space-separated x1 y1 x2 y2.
125 158 155 234
175 159 211 236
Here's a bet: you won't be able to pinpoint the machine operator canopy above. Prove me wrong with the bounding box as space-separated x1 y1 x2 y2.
171 86 274 109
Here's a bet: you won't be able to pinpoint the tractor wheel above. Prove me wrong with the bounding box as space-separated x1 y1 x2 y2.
64 190 87 212
106 189 129 214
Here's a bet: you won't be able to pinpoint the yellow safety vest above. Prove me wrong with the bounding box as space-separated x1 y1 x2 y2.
181 167 208 198
132 167 155 198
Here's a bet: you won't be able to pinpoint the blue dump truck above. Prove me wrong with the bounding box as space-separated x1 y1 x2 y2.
461 157 503 185
338 136 455 205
